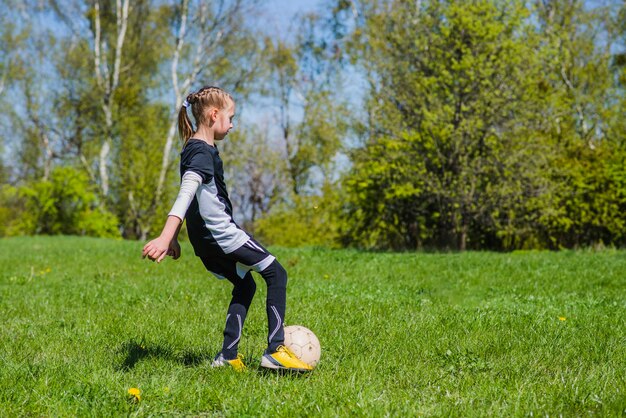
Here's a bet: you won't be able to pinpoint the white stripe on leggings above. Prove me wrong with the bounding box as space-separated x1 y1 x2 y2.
268 305 282 344
246 240 264 252
227 314 242 350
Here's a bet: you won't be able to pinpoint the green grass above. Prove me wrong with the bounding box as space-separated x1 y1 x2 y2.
0 236 625 416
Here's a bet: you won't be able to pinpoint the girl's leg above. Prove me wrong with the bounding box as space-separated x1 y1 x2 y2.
257 259 312 371
258 260 288 352
220 272 256 360
200 256 256 361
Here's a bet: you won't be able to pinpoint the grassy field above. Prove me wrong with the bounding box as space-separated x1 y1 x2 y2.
0 236 624 416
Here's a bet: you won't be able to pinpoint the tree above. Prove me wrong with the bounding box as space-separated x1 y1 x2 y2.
247 10 352 245
525 0 625 248
221 125 285 232
262 11 350 197
5 0 263 239
339 0 540 250
336 0 626 250
43 0 172 238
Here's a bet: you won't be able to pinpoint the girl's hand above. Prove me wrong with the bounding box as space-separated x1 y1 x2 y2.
168 239 181 260
142 237 171 263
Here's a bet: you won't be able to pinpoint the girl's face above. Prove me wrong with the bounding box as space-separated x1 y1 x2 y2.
212 100 235 141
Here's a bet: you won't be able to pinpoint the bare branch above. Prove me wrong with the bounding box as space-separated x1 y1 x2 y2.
92 0 130 197
79 154 97 184
155 0 190 203
560 65 590 142
171 0 189 101
0 65 8 96
93 0 103 88
42 132 53 180
112 0 129 91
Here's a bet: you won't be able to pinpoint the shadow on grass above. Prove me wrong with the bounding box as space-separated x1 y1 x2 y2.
252 363 315 379
255 366 315 377
117 339 213 371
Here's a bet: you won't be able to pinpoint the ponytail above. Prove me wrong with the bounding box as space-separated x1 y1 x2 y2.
177 86 234 147
178 95 195 145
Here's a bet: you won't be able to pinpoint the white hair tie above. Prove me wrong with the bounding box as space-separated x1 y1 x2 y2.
182 100 190 108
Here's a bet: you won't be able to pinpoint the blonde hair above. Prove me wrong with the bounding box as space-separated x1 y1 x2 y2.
178 86 234 145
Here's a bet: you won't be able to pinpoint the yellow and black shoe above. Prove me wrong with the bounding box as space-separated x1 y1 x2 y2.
211 353 246 372
260 345 313 372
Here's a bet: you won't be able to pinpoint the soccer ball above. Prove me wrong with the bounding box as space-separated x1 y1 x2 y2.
284 325 321 368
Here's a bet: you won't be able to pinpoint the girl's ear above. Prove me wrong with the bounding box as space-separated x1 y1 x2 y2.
204 107 218 126
209 107 219 122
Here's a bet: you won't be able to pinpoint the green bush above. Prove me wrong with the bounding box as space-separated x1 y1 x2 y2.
255 185 342 248
0 185 25 237
5 166 120 238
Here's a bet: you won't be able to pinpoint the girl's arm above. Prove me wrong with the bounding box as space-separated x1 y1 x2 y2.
168 219 183 259
143 171 202 263
142 215 183 263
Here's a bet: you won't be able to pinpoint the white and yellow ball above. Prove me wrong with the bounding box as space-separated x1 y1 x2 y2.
284 325 321 368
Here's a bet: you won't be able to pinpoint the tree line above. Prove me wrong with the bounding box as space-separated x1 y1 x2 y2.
1 0 625 251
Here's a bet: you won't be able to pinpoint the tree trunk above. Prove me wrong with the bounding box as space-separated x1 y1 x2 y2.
460 223 468 251
92 0 129 198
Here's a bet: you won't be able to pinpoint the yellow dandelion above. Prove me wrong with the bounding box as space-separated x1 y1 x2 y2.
558 316 566 321
128 387 141 401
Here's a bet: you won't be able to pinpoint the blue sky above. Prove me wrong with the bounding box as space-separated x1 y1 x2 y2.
258 0 326 37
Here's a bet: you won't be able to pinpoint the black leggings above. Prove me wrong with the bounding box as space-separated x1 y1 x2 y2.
201 249 288 359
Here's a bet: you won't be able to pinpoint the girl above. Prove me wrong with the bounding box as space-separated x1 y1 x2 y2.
142 86 311 372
